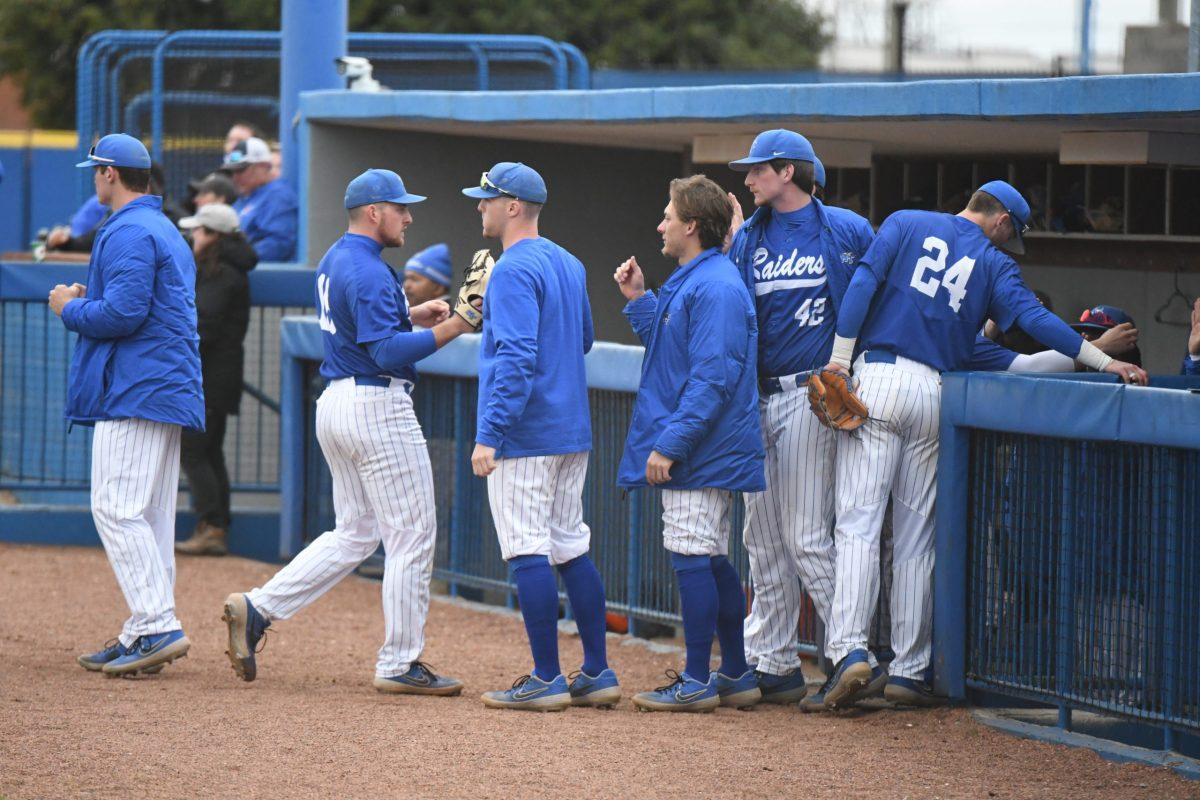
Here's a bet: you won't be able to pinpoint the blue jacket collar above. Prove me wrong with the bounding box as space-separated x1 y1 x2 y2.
663 247 721 290
741 196 830 236
342 232 385 255
104 194 162 225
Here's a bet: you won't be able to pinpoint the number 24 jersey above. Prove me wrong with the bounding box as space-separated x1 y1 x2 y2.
856 210 1041 373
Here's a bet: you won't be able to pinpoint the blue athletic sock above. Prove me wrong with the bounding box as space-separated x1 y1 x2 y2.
509 554 561 682
671 552 718 682
710 555 750 676
557 554 609 676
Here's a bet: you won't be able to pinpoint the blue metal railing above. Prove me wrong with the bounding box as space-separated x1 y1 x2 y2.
0 261 314 496
936 371 1200 757
279 315 823 642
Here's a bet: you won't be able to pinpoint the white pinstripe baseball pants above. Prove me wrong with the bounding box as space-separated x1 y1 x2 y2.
248 379 437 678
742 386 837 675
826 356 940 680
662 488 732 556
487 451 591 565
91 418 183 647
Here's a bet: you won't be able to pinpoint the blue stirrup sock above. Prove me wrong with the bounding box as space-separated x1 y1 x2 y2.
557 554 609 676
509 554 561 682
710 555 750 676
671 552 719 682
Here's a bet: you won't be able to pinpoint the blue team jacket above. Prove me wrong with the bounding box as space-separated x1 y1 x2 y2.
234 178 298 262
61 195 205 431
1183 354 1200 376
618 248 765 492
728 198 874 322
476 236 594 458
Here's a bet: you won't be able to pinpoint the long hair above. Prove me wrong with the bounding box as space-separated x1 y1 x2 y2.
194 228 224 279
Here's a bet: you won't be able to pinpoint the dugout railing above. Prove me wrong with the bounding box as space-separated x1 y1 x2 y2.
279 315 825 646
935 371 1200 764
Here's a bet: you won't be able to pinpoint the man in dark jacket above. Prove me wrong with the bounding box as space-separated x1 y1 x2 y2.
174 203 258 556
615 175 765 712
51 133 204 677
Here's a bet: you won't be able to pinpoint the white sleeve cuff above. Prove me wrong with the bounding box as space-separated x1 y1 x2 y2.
1191 353 1200 362
1076 340 1113 372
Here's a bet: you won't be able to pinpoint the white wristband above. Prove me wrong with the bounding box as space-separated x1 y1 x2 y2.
831 335 856 369
1191 353 1200 362
1076 340 1113 372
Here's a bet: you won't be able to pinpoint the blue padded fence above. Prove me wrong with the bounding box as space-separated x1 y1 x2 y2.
280 316 823 643
936 372 1200 761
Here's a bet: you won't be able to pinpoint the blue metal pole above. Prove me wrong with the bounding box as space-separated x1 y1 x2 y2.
280 0 347 195
1056 446 1077 732
1080 0 1094 76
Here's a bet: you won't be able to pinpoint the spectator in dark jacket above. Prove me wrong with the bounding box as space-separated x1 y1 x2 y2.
174 203 258 556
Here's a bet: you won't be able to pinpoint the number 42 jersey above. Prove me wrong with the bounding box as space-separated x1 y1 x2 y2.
855 210 1042 373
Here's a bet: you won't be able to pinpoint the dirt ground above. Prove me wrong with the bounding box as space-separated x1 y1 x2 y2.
1 543 1196 800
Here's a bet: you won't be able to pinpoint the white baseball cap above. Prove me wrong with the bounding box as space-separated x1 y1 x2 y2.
221 136 272 171
178 203 240 234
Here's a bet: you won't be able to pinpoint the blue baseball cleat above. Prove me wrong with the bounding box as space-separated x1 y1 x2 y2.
884 676 946 707
568 668 622 708
222 592 271 682
717 669 763 709
102 630 190 676
631 670 719 713
374 661 463 696
864 664 889 698
755 668 808 705
823 649 872 710
481 673 571 711
78 638 128 672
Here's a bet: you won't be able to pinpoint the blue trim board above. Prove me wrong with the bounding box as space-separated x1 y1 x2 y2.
301 73 1200 125
0 506 285 564
972 710 1200 780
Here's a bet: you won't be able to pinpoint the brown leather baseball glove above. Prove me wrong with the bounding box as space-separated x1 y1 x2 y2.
807 369 869 431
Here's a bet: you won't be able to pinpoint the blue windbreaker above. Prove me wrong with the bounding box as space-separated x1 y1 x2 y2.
618 248 764 492
61 195 205 431
234 178 298 262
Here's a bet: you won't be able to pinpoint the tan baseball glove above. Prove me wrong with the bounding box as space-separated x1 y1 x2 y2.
807 369 869 431
453 249 494 330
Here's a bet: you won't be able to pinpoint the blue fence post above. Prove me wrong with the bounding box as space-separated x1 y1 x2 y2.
1056 446 1076 732
626 491 643 638
448 381 473 597
1160 449 1179 753
278 331 308 560
934 374 970 699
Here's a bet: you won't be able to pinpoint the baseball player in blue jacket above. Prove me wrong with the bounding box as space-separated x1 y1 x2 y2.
820 181 1146 710
615 175 765 712
55 133 204 677
725 130 881 708
221 169 474 695
225 137 298 262
465 162 619 712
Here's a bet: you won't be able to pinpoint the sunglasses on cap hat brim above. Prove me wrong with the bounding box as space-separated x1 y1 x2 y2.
479 172 517 198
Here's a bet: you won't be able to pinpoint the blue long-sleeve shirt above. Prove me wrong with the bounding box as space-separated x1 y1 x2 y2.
234 178 298 262
475 236 593 458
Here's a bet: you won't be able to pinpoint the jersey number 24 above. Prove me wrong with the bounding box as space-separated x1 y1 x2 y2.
909 236 975 313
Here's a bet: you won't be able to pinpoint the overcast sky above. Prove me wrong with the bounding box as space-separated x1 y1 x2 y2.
813 0 1184 60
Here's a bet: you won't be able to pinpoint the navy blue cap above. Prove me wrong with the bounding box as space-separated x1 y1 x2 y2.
76 133 151 169
405 243 452 288
729 129 815 171
462 162 547 204
813 156 826 189
344 169 426 209
1071 305 1134 334
977 180 1031 255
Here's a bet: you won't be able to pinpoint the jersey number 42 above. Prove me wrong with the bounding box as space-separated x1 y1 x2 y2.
909 236 975 313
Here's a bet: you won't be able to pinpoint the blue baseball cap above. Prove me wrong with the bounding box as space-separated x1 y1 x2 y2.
1071 305 1134 335
405 243 452 288
344 169 426 209
462 162 547 204
977 180 1031 255
75 133 151 169
813 156 826 189
729 129 815 171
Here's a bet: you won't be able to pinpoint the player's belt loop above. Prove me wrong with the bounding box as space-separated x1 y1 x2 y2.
759 369 817 396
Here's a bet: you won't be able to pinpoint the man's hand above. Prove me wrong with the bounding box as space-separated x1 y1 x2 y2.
471 443 498 477
723 192 745 253
1189 298 1200 357
410 299 450 328
820 360 850 378
1093 322 1138 356
48 283 83 316
645 450 674 486
614 256 646 302
46 226 71 249
1103 359 1149 386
